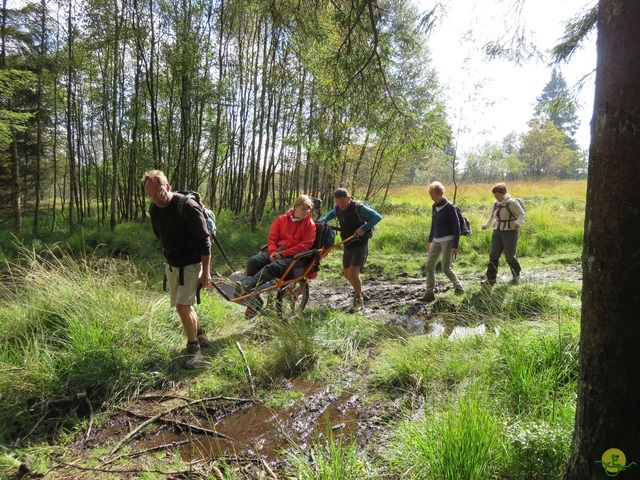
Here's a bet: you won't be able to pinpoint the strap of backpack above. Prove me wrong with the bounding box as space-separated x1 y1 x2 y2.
504 200 518 220
176 192 191 217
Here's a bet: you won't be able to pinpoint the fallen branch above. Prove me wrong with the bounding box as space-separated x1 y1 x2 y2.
83 393 94 439
170 418 231 439
101 439 191 466
107 406 179 458
51 461 201 477
261 458 278 479
107 396 245 458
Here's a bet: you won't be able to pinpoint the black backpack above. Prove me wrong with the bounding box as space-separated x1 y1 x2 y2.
450 203 472 236
313 221 335 249
176 190 216 237
335 200 377 238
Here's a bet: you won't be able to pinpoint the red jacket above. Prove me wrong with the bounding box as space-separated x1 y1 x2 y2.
267 210 316 258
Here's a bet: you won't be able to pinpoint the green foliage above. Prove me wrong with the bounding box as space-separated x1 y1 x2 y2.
0 181 587 477
493 322 579 421
502 421 572 480
534 68 580 139
519 119 581 179
371 336 439 394
0 247 181 442
313 310 380 362
267 318 320 378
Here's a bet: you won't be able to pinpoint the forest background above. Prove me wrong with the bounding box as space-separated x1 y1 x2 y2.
1 0 586 242
1 0 621 477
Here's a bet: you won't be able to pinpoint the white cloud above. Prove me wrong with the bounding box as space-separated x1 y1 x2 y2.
421 0 597 153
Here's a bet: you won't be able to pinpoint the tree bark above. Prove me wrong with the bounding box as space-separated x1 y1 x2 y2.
565 1 640 478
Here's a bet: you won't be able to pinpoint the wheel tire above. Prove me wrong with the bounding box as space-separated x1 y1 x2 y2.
276 280 309 317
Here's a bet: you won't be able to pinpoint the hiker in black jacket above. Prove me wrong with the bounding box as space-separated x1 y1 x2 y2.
142 170 211 369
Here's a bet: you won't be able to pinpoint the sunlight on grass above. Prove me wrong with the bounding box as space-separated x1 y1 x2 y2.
0 245 183 442
0 180 588 477
313 310 379 362
493 322 579 422
285 430 378 479
389 389 505 480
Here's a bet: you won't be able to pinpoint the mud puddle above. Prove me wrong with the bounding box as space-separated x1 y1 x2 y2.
210 379 359 462
67 377 363 477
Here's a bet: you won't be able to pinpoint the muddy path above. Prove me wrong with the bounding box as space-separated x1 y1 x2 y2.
44 264 582 479
307 262 583 317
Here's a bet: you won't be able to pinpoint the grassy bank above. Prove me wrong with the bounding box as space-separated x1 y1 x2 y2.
0 180 586 479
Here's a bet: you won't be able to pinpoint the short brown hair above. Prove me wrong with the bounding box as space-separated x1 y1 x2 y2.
428 181 445 195
333 188 349 199
491 182 508 195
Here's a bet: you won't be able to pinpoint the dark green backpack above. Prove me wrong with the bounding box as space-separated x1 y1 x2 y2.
450 203 472 236
335 200 376 238
176 191 217 237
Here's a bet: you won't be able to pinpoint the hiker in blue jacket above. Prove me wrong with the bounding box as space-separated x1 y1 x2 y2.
321 188 382 312
142 170 211 369
419 181 464 303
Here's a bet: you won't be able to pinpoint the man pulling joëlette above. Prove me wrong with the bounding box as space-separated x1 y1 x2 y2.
321 188 382 313
142 170 211 369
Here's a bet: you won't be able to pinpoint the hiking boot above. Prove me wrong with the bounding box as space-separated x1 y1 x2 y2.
418 291 435 302
454 285 465 296
510 275 521 285
354 291 371 302
349 295 364 313
197 327 210 348
183 341 204 369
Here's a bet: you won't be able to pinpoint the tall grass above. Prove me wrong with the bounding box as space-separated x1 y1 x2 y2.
376 180 586 264
0 180 586 477
390 389 504 480
494 322 579 422
285 430 379 479
0 245 183 442
379 315 578 479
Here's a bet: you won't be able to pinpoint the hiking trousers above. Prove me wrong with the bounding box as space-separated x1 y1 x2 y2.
486 229 521 280
425 239 461 292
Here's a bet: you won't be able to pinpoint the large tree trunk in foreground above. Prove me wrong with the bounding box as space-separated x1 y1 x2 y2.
565 1 640 478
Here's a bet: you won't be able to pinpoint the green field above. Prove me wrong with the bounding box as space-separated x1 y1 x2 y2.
0 180 586 479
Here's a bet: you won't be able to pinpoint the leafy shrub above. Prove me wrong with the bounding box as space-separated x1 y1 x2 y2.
502 421 572 479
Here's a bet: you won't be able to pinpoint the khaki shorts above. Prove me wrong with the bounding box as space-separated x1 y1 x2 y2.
165 263 202 307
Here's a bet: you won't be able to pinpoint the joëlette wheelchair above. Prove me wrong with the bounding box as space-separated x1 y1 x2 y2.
210 198 354 316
